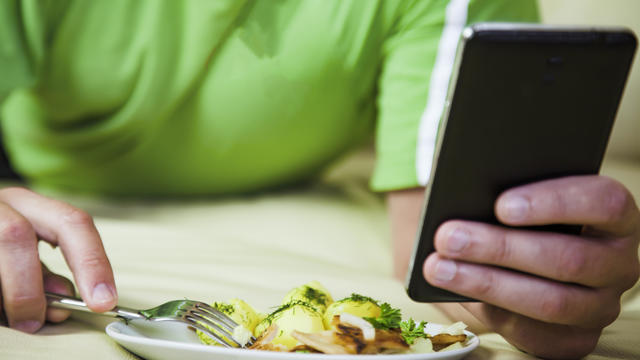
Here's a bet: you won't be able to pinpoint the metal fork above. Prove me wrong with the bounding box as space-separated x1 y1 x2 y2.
45 292 256 348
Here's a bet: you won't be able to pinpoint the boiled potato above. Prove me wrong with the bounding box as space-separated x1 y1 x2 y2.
323 294 381 329
253 301 325 349
281 281 333 313
220 298 260 331
196 298 260 346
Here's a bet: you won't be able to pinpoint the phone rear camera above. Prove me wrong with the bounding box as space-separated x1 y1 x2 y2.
547 56 564 66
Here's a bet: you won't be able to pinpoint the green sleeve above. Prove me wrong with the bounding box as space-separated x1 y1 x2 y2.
0 0 69 103
370 0 539 192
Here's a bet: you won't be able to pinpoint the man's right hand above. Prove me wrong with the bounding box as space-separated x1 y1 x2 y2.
0 187 117 333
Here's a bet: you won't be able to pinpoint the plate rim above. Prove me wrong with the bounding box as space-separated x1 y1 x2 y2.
106 321 479 360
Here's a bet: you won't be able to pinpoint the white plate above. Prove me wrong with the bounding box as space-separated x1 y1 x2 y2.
106 320 479 360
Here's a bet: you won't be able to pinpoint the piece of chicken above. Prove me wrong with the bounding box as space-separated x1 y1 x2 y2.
291 322 409 354
431 333 468 351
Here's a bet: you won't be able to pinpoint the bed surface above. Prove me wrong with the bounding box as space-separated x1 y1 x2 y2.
1 153 638 360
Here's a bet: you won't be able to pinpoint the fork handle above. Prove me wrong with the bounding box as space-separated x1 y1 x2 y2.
46 292 144 321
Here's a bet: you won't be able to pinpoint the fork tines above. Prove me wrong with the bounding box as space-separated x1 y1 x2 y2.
185 302 256 348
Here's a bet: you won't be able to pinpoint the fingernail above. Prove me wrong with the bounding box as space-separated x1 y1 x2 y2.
434 260 457 282
92 283 115 305
448 228 469 253
504 195 530 221
14 320 41 333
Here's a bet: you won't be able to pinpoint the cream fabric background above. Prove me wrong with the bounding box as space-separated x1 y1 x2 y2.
0 154 639 360
539 0 640 160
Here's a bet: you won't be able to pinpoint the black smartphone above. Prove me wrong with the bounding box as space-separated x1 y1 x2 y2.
406 23 637 303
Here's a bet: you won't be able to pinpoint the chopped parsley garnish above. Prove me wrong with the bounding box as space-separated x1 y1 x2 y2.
303 286 328 306
343 293 379 305
262 300 317 326
213 302 235 316
400 318 427 345
363 303 401 330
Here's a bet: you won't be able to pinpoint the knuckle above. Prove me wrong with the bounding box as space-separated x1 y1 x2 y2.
547 186 569 219
78 253 109 270
630 260 640 284
556 242 587 282
619 259 640 291
599 300 621 327
601 180 631 223
490 230 511 265
524 328 600 359
61 207 94 228
470 269 497 298
583 291 621 329
582 333 601 354
514 317 602 359
7 292 40 305
538 291 571 322
567 332 600 359
0 215 33 244
481 304 513 332
5 292 45 313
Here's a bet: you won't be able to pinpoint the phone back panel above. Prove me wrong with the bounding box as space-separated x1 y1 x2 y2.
407 25 637 302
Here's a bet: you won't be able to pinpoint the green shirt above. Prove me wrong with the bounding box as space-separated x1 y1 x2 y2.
0 0 538 196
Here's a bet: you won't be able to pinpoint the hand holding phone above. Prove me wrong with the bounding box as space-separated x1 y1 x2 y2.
406 23 640 359
407 23 637 302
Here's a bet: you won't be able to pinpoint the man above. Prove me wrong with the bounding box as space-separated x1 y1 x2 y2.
1 1 638 358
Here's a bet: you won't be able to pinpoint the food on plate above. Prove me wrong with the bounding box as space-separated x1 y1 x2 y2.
323 294 380 329
423 322 468 351
288 311 409 354
282 281 334 314
196 281 468 354
252 300 326 349
196 298 260 346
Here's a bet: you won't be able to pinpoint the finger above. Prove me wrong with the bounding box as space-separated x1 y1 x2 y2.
460 302 601 360
434 220 639 289
0 187 117 312
495 176 639 236
42 264 75 323
0 279 3 326
0 202 45 333
423 253 620 328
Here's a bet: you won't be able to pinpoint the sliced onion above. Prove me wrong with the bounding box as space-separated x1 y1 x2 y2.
339 313 375 341
443 321 467 336
424 321 467 337
232 325 253 346
424 323 444 337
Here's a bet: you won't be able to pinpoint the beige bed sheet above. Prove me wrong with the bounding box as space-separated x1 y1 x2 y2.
0 154 639 360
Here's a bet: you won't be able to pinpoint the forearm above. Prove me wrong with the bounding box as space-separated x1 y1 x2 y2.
387 187 424 280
